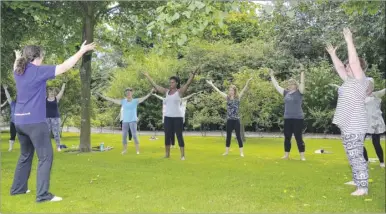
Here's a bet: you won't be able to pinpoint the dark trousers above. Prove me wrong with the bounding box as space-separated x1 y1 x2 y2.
10 122 16 141
11 122 54 202
120 121 132 140
363 133 384 163
284 119 305 152
226 119 243 148
164 117 184 147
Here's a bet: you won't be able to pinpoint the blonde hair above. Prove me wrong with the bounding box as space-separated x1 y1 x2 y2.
287 78 299 89
228 85 239 98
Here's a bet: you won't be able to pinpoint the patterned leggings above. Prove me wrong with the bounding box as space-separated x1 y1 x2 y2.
47 118 61 148
342 133 368 190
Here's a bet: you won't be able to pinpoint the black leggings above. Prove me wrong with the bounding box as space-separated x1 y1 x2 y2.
120 121 132 140
363 133 384 163
10 122 16 141
164 117 184 147
284 119 305 152
226 119 243 148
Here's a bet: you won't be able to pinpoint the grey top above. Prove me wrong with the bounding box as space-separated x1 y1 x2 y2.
284 90 304 119
227 97 240 120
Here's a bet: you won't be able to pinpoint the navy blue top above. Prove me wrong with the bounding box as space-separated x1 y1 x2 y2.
46 97 60 118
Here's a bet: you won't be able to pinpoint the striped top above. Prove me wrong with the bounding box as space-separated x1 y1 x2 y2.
332 77 369 134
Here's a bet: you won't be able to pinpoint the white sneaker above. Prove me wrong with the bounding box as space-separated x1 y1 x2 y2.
8 140 14 151
26 190 31 194
50 196 63 202
181 157 185 160
57 148 61 152
121 150 127 155
240 153 244 157
301 157 306 161
351 189 368 196
136 151 140 155
380 163 385 168
222 152 228 156
344 181 356 186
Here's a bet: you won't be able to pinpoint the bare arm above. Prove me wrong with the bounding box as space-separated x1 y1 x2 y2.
326 43 347 81
269 70 284 96
56 83 66 101
96 93 121 105
143 72 167 94
206 80 227 98
182 91 201 101
298 72 305 94
138 89 154 104
1 101 7 108
373 88 386 98
152 93 165 101
179 68 199 97
55 41 96 76
239 78 253 99
328 84 340 90
343 28 365 80
2 85 12 104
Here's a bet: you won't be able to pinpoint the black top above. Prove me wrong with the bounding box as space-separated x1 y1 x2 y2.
46 97 60 118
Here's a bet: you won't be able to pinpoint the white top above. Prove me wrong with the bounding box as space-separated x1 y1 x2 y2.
181 100 187 123
164 90 183 118
332 77 369 134
365 90 385 134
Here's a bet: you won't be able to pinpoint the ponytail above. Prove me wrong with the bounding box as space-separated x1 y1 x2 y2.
15 57 28 75
15 45 44 75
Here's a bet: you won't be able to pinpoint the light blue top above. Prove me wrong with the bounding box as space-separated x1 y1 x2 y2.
121 98 139 123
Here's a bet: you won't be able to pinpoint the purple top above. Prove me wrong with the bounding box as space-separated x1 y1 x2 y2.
10 101 16 123
14 63 56 125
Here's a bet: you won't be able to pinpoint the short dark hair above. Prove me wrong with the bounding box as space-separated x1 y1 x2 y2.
169 76 181 89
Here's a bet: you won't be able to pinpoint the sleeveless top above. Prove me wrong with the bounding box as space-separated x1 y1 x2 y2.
227 97 240 120
46 97 60 118
283 90 304 119
164 90 183 118
365 94 385 134
332 77 368 134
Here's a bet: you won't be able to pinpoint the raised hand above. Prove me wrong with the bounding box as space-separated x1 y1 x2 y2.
205 79 213 85
269 69 274 76
325 43 338 55
343 28 353 42
80 41 96 53
14 50 22 59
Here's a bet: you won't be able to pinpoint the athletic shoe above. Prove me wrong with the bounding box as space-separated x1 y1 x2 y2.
50 196 63 202
351 189 368 196
380 163 385 168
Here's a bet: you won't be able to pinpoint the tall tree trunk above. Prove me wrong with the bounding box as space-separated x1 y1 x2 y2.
79 2 95 152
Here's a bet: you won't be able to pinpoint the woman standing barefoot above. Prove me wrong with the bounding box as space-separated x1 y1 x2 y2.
326 28 369 196
269 69 306 161
206 78 252 157
97 88 153 154
46 84 66 152
363 78 385 168
144 69 199 160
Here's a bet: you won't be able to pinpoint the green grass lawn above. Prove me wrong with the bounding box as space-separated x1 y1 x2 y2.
1 132 385 213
